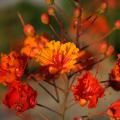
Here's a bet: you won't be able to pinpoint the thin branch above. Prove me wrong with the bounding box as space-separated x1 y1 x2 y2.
44 80 66 94
49 24 60 40
80 27 117 50
53 80 60 103
37 103 62 116
61 74 70 120
37 110 50 120
81 111 106 120
54 2 71 23
75 2 82 47
100 80 109 83
66 101 78 110
32 77 59 103
69 73 78 89
54 15 71 42
38 82 59 103
68 57 105 79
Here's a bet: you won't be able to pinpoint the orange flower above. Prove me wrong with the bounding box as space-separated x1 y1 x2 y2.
0 51 26 85
111 54 120 82
35 41 79 74
107 99 120 120
71 72 104 108
21 34 49 58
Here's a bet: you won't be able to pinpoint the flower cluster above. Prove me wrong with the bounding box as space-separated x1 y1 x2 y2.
71 72 104 108
0 0 120 119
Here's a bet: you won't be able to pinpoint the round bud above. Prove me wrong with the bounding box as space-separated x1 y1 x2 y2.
98 2 107 14
41 13 50 25
45 0 54 5
24 24 35 36
98 41 108 54
106 45 114 57
79 99 87 107
115 20 120 29
48 7 55 16
101 2 107 10
74 7 81 18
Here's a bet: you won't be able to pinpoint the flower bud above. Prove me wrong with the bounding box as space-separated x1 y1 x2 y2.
41 13 50 25
106 45 114 57
74 7 81 18
115 20 120 29
24 24 35 36
101 2 107 10
98 2 107 14
98 41 108 54
48 7 55 16
79 99 87 107
45 0 54 5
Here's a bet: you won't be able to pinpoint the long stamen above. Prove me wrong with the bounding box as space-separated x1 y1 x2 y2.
54 15 71 41
49 24 61 40
54 2 71 23
68 56 106 78
17 12 25 27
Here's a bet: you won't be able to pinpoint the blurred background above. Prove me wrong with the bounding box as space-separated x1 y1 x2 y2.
0 0 120 120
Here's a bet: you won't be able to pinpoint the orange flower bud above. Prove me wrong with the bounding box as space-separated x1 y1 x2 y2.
79 99 87 107
48 7 55 16
101 2 107 10
41 13 50 25
98 2 107 14
45 0 54 5
106 45 114 57
24 24 35 36
115 20 120 29
74 7 81 18
98 41 108 54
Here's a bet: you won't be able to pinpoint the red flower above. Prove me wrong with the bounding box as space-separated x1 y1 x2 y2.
0 51 26 85
107 99 120 120
71 72 104 108
3 81 37 114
